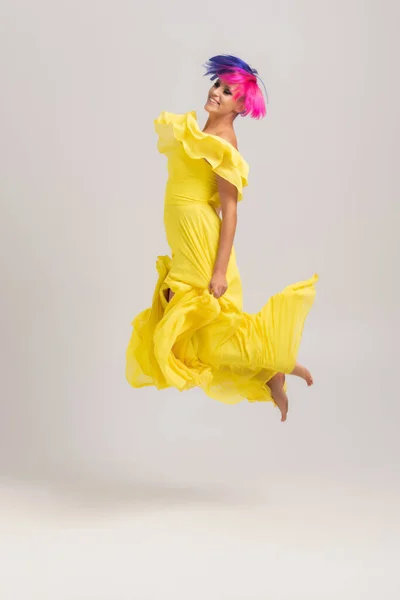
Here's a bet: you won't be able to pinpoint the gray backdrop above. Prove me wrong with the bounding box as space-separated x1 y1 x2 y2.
0 1 398 598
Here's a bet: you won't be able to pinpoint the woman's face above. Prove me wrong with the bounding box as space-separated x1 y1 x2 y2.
204 77 244 117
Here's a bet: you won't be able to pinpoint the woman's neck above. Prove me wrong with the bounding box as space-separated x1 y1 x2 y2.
202 113 236 135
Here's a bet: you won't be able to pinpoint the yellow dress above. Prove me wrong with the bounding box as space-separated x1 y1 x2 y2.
126 111 318 403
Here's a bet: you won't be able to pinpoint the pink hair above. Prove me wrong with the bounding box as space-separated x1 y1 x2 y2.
221 69 266 119
204 55 267 119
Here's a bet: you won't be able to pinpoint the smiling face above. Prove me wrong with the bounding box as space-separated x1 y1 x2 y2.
204 77 245 118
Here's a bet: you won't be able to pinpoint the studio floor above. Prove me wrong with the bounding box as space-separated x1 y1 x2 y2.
1 475 399 600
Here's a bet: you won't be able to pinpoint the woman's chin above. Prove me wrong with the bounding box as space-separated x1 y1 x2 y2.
204 102 218 114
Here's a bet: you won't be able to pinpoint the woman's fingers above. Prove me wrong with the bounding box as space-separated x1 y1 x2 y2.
210 285 227 298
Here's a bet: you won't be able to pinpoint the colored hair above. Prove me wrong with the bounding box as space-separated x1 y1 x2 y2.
203 54 268 119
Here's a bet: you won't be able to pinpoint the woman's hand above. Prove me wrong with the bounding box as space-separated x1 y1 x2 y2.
209 270 228 298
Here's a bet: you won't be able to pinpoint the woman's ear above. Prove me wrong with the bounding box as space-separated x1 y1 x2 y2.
235 96 246 115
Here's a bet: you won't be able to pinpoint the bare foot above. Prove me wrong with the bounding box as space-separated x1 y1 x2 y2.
298 366 313 386
291 363 314 386
267 373 288 422
303 367 313 386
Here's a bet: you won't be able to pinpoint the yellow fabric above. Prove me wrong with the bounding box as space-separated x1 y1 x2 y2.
126 111 318 403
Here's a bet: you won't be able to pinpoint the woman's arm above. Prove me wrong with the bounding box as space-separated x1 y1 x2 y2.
209 175 238 298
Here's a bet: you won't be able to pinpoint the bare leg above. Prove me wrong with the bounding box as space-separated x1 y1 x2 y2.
290 362 313 386
267 373 288 422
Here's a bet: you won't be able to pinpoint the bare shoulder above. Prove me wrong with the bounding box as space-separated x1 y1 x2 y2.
217 129 238 150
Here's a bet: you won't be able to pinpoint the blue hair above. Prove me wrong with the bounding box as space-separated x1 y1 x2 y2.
204 54 257 78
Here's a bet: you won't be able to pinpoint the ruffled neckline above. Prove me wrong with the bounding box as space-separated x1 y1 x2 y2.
186 111 247 162
154 111 249 200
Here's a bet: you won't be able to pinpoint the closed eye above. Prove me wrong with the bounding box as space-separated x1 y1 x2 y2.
214 80 232 95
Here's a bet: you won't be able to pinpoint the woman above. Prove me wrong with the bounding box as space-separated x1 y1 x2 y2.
126 54 317 422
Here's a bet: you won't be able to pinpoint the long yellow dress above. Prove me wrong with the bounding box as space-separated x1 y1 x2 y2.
126 111 318 403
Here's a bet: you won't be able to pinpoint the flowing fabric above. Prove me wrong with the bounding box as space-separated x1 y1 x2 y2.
126 111 318 403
